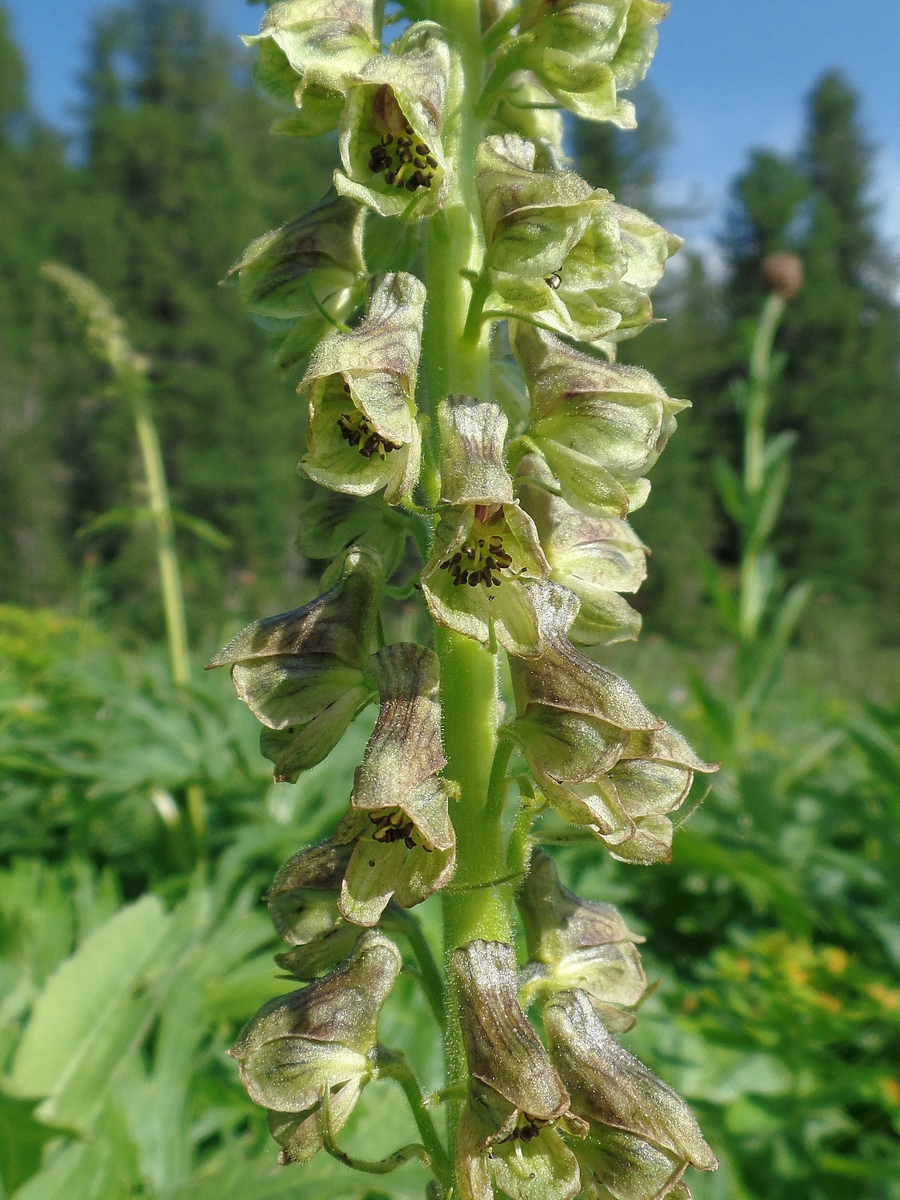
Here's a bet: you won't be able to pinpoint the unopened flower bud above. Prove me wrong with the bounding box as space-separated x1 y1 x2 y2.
518 851 646 1027
338 643 456 925
206 546 383 782
336 22 450 219
300 272 425 504
490 71 566 167
230 929 402 1164
420 398 550 657
228 193 368 371
762 252 804 299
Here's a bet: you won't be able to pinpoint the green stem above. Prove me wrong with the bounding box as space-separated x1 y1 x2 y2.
743 292 785 498
401 915 446 1028
378 1052 452 1184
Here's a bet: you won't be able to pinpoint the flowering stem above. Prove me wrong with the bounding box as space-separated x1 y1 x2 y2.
399 913 446 1028
378 1051 453 1184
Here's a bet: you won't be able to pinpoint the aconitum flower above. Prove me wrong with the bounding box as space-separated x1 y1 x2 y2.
543 988 717 1197
513 322 688 518
421 397 550 656
335 22 450 218
244 0 380 137
517 0 670 127
518 850 646 1028
477 136 680 347
509 584 716 862
230 930 401 1165
206 546 382 782
517 452 646 644
300 272 425 504
451 940 587 1200
336 642 456 925
228 192 368 371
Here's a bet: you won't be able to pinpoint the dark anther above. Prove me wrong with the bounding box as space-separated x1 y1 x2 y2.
385 171 396 185
403 123 414 135
546 272 562 290
405 178 418 191
416 143 429 155
381 133 393 146
426 155 438 168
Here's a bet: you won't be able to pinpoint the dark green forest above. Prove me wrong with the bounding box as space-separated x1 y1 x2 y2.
2 3 899 1199
2 0 899 645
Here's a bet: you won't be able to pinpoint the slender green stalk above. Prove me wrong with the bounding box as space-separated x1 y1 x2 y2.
41 263 191 688
744 292 786 499
378 1052 453 1185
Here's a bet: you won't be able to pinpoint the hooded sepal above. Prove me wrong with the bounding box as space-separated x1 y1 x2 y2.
517 453 646 643
230 929 402 1164
300 272 425 503
336 643 456 925
513 323 688 518
517 1 669 128
245 0 379 136
228 192 368 371
335 22 450 219
543 989 717 1188
206 546 383 781
420 398 549 656
509 583 661 729
451 940 586 1200
517 851 646 1026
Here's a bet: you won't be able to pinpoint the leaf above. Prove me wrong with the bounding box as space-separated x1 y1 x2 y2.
9 895 169 1103
171 510 233 550
711 457 744 524
0 1093 55 1194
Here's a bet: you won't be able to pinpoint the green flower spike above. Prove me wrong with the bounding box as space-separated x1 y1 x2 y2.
517 0 670 127
477 136 680 347
518 850 646 1029
451 940 588 1200
206 545 383 783
509 584 715 862
230 929 402 1166
513 321 689 518
244 0 379 138
267 840 360 981
543 988 717 1199
517 452 646 644
228 192 368 371
300 272 425 504
335 22 450 219
337 642 457 926
421 397 550 657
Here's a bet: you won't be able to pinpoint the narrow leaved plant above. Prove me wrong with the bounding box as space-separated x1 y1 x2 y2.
211 2 719 1196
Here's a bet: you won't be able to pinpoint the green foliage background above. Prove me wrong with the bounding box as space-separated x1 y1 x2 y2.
1 2 899 1198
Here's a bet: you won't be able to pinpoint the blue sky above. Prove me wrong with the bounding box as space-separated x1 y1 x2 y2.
6 0 900 257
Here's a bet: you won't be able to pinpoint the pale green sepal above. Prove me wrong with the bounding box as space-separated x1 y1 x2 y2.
421 505 549 657
517 451 647 639
207 544 383 671
335 22 450 219
543 989 718 1173
300 272 424 503
438 396 514 506
267 1079 362 1164
244 0 378 135
259 683 373 783
511 705 631 783
510 583 662 729
621 725 718 773
518 851 646 1017
576 1126 693 1200
268 839 354 946
339 778 457 925
514 322 686 517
